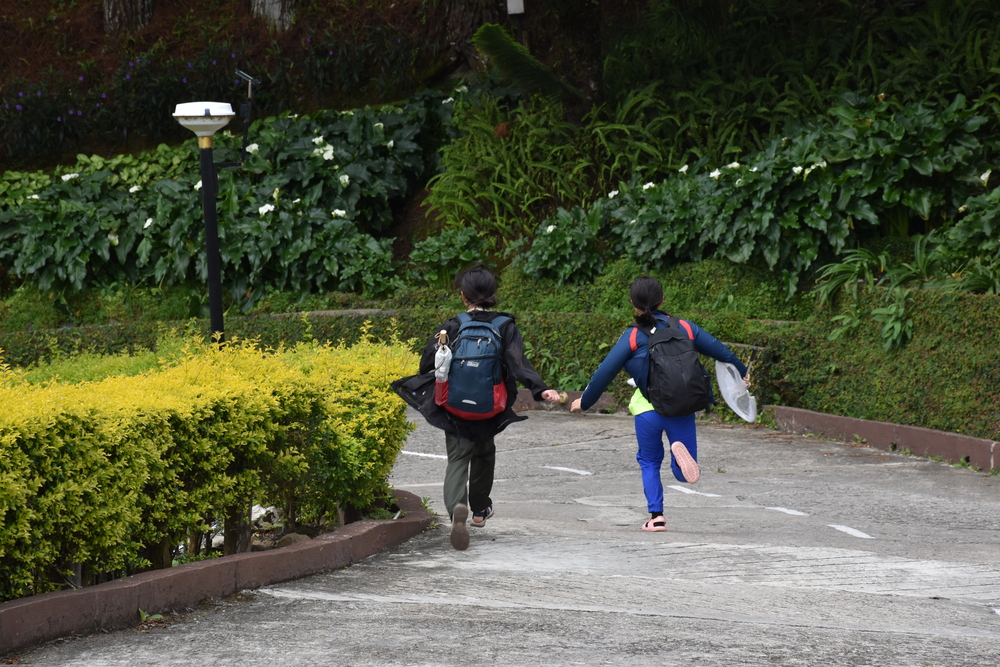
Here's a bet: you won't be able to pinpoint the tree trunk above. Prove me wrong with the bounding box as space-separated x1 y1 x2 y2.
224 502 253 555
103 0 154 37
445 0 506 72
251 0 297 33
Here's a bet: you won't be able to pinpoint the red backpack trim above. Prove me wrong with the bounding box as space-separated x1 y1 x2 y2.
630 318 694 351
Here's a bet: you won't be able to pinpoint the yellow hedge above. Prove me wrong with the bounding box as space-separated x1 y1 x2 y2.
0 331 416 601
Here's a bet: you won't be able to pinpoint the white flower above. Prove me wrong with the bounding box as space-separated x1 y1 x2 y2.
750 167 758 172
816 160 828 169
736 179 744 187
958 205 968 213
386 140 394 149
129 185 141 193
258 203 275 216
290 114 300 119
608 190 619 198
194 180 203 190
272 188 280 201
313 146 335 160
455 85 468 93
343 111 353 116
710 169 721 179
108 231 119 246
678 165 689 173
642 182 655 190
28 194 39 200
246 143 259 154
293 198 301 204
804 166 815 178
443 97 455 104
61 173 79 181
374 123 384 131
339 174 350 186
980 169 992 186
144 217 153 229
792 166 804 175
312 136 325 145
727 162 740 169
332 209 347 218
629 219 637 225
545 225 556 233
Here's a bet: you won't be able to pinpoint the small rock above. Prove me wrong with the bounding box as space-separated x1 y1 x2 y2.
274 533 312 549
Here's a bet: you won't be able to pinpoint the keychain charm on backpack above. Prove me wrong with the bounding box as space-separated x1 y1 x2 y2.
434 313 511 420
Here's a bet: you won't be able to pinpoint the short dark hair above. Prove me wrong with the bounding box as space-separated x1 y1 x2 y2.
454 264 498 308
629 276 663 327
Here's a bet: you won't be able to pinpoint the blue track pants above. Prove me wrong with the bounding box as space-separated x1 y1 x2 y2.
633 410 698 513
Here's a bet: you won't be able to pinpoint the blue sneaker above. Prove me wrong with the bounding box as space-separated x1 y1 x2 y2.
471 505 494 527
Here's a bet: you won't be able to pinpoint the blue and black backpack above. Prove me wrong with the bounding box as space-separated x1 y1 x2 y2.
436 313 510 420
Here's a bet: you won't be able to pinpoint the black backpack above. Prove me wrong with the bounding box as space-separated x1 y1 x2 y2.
634 316 712 418
436 313 511 420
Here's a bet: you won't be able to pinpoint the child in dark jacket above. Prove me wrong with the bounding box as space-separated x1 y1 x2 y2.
394 265 559 550
571 276 749 532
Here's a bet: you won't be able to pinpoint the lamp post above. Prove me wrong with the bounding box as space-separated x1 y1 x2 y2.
172 102 234 344
507 0 525 44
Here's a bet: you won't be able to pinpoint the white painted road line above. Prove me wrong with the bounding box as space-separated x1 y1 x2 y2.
766 507 809 516
667 485 721 497
401 450 448 459
829 524 874 539
542 466 593 475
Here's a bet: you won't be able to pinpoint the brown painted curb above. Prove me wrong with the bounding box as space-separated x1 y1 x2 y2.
774 405 1000 471
0 489 433 655
512 388 621 414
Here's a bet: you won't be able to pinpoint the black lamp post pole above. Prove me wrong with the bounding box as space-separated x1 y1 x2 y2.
197 135 225 344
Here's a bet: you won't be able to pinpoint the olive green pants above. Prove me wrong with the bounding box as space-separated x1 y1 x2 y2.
443 431 496 518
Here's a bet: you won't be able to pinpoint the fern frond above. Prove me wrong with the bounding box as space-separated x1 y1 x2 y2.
471 24 585 104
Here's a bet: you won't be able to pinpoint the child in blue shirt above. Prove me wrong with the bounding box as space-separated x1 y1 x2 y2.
571 276 749 532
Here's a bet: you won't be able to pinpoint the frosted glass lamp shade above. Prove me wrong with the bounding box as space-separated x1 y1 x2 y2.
173 102 235 137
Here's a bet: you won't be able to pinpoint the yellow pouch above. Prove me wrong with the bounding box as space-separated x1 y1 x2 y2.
628 387 655 415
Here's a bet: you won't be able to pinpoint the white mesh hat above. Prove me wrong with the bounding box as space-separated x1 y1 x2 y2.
715 360 757 423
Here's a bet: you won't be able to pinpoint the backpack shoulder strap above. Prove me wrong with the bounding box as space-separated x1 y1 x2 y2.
457 312 472 325
490 315 511 332
677 319 695 341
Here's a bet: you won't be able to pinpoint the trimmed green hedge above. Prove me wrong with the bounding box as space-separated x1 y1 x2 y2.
4 285 997 442
756 288 1000 439
0 336 415 601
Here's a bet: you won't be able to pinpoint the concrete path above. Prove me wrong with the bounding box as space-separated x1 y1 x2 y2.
18 409 1000 666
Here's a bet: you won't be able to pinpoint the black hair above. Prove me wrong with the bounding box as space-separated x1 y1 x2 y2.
629 276 663 327
454 263 498 309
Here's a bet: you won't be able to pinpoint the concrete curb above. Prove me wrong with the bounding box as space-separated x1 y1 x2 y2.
0 490 433 654
774 405 999 471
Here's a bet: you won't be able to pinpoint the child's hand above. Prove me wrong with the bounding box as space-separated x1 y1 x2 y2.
570 398 583 412
541 389 560 402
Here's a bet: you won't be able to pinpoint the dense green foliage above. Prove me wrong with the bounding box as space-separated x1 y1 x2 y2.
603 0 1000 164
520 93 1000 295
0 91 453 308
423 86 673 248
